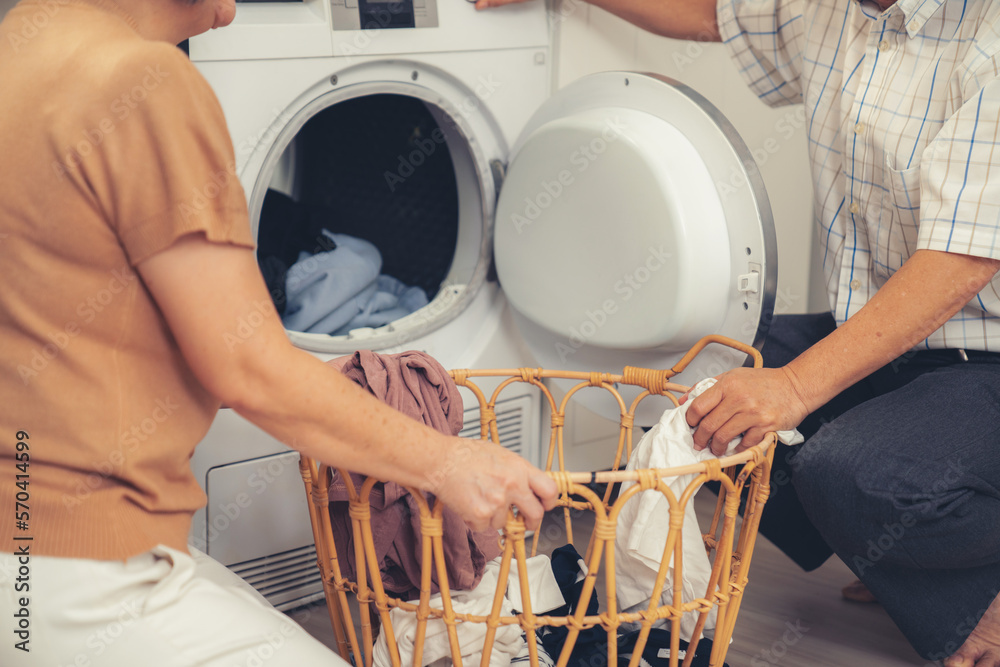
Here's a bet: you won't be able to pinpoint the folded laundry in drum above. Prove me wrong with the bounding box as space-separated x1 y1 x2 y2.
282 229 428 335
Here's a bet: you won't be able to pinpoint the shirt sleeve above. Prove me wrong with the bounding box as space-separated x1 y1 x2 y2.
74 42 255 266
717 0 806 107
918 59 1000 261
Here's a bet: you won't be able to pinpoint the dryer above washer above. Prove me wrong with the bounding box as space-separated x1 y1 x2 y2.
493 72 777 422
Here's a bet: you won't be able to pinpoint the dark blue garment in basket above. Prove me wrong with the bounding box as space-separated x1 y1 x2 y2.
616 628 727 667
538 544 608 667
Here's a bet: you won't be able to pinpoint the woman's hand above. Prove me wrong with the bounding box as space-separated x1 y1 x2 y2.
430 437 558 531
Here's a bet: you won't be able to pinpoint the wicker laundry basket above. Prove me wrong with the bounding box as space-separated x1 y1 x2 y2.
297 335 777 667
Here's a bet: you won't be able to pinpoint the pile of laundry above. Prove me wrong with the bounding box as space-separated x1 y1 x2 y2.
282 229 428 336
325 352 796 667
369 542 730 667
325 350 492 601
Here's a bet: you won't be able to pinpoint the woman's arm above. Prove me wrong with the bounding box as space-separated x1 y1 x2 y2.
137 235 558 531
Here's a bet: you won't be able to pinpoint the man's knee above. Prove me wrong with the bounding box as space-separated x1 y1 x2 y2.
787 431 847 499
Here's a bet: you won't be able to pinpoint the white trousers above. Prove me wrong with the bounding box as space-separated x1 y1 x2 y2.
0 544 345 666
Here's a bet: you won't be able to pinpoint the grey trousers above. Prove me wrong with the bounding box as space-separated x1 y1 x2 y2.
758 313 1000 660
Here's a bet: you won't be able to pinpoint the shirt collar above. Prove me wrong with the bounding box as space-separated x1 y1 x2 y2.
855 0 947 37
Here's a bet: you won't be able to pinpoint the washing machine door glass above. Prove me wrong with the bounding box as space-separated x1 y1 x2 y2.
494 72 776 423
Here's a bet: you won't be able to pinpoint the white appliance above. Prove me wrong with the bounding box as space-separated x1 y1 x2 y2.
187 0 776 611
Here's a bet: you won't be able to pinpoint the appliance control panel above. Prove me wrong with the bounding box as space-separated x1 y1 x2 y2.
331 0 438 30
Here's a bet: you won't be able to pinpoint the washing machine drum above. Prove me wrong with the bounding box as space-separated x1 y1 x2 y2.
494 72 776 422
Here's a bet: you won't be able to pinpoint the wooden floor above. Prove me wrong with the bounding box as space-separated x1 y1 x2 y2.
287 491 929 666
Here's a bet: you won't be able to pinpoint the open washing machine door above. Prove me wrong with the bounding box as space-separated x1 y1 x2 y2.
494 72 777 425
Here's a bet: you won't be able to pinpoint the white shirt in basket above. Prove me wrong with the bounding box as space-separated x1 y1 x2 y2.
614 379 801 643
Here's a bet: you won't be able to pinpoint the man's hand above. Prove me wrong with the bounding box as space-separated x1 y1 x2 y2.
683 249 1000 458
685 366 810 456
474 0 721 41
474 0 531 9
431 438 559 531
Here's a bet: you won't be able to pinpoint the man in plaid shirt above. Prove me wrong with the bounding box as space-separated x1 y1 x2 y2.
480 0 1000 664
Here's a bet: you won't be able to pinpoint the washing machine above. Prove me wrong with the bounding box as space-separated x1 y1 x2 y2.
186 0 776 611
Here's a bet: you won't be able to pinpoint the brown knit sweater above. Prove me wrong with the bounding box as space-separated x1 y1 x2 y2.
0 0 255 560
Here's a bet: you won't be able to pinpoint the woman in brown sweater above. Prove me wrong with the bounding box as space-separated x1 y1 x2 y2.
0 0 557 664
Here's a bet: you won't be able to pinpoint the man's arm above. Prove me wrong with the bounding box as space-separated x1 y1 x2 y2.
475 0 721 42
686 249 1000 454
137 235 558 530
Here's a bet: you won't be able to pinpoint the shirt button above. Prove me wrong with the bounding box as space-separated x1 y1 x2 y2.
909 20 921 31
850 279 861 290
850 202 860 214
854 122 865 134
878 40 891 51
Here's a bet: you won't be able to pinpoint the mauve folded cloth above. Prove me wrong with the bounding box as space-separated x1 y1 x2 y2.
326 350 501 598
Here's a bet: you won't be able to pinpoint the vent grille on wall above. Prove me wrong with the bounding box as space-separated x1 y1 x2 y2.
458 394 539 467
230 544 325 612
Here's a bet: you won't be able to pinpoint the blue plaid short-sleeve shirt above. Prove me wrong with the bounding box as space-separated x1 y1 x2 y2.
719 0 1000 350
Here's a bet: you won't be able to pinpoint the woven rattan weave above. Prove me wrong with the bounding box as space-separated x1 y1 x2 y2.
298 335 777 667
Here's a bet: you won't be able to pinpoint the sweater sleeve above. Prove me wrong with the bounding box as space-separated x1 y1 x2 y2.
71 42 254 265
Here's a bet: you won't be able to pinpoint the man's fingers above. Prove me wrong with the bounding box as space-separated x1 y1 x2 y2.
692 399 732 450
686 386 723 429
707 413 761 455
735 427 769 453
